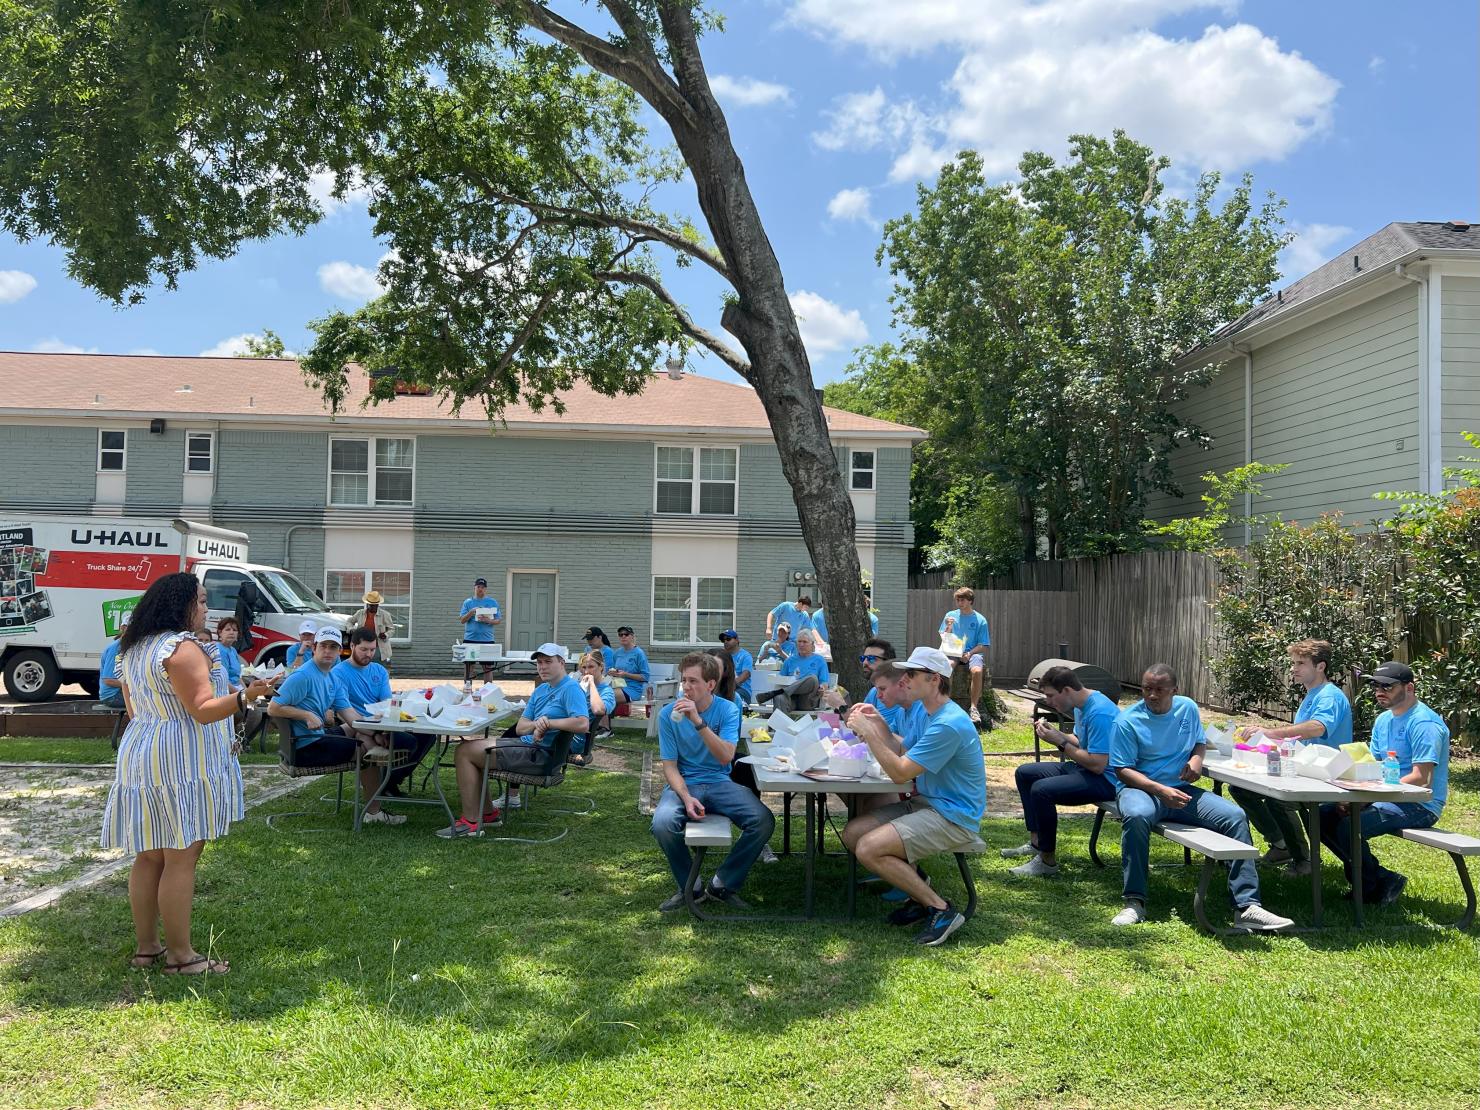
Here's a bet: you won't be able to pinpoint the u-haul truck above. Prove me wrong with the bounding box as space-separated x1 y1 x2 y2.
0 517 352 702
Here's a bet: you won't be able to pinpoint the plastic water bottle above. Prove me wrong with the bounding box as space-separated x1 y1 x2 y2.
1383 750 1401 785
1266 744 1281 777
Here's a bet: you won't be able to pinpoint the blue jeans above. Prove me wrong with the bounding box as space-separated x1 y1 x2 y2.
1319 801 1437 896
651 780 776 893
1119 786 1261 908
1014 761 1115 854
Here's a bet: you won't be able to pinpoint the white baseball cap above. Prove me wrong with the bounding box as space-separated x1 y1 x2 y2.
531 642 568 661
314 626 343 645
895 646 953 678
297 620 318 637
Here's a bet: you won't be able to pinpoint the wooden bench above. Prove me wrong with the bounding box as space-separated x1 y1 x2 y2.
1398 827 1480 930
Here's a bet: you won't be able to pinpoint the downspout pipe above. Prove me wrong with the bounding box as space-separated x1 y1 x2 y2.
1213 341 1255 545
1394 263 1434 493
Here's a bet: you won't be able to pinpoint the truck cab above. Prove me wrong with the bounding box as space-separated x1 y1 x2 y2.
197 562 353 665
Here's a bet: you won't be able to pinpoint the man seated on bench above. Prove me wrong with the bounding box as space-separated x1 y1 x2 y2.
940 587 991 724
332 628 433 797
1319 661 1449 906
843 647 986 947
99 620 126 709
608 625 651 711
1109 663 1292 931
438 644 589 838
757 629 829 714
1002 664 1119 877
822 636 897 716
651 652 775 912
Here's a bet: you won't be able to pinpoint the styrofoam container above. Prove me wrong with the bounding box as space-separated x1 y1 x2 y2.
1346 762 1385 782
828 755 869 779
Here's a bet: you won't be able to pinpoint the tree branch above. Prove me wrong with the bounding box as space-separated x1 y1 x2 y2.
594 268 752 380
472 286 560 396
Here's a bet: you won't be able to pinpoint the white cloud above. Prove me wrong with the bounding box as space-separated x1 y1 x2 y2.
318 259 385 301
789 290 869 356
827 186 877 226
306 168 372 215
199 334 262 358
127 347 162 356
796 2 1338 180
0 270 38 304
1279 222 1355 282
709 74 793 107
1368 55 1385 75
31 338 97 354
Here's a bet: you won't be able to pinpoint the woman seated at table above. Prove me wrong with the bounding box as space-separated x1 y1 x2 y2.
569 651 616 766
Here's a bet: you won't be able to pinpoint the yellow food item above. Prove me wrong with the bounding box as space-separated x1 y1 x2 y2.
398 711 416 722
1340 742 1375 764
750 728 771 743
455 717 473 726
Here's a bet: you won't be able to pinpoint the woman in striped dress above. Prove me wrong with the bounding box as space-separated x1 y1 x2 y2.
102 572 272 975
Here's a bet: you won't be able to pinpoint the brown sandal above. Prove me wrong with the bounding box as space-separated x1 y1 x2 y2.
129 947 166 969
161 954 229 976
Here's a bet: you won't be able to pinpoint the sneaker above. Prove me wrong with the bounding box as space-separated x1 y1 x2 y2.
969 706 982 724
1111 901 1146 926
915 904 966 946
887 901 932 927
480 808 502 825
1009 856 1059 878
759 845 779 864
1284 858 1313 878
362 809 406 826
506 793 523 810
1376 872 1408 906
1259 844 1293 865
658 885 707 912
705 882 752 910
1234 903 1294 932
594 728 614 740
880 886 913 903
1000 841 1038 859
435 818 482 839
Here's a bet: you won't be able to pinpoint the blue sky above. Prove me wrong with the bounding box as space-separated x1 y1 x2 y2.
1 0 1476 388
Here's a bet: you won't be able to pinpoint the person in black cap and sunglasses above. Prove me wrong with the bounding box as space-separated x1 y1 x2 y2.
458 578 501 682
1319 662 1451 906
584 626 616 670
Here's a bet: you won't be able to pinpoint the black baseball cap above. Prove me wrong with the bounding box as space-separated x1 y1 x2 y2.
584 626 605 640
473 577 487 586
1364 661 1414 687
617 625 634 636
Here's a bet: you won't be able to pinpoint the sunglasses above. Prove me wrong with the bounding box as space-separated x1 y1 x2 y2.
859 653 883 663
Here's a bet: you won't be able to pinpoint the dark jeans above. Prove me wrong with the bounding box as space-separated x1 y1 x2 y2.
1014 760 1116 854
1319 801 1438 896
1228 787 1309 861
651 781 775 893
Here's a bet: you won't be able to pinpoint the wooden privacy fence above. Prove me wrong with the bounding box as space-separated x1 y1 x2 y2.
905 551 1220 704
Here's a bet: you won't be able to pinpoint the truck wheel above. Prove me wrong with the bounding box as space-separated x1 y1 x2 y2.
3 649 62 702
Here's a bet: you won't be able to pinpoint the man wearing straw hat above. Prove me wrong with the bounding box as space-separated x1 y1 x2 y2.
351 589 396 668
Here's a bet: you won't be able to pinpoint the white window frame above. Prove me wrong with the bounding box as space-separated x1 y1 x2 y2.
652 443 739 517
849 448 876 492
184 430 215 475
326 435 417 507
650 574 737 646
324 568 414 643
97 428 127 473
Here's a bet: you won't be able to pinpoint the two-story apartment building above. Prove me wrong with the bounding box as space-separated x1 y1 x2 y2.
0 352 923 671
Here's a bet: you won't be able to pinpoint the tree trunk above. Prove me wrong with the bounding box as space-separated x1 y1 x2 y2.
1017 494 1038 563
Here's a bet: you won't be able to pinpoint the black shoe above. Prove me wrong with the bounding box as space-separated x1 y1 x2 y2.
658 885 707 912
915 903 966 947
1376 872 1408 905
886 901 932 927
594 728 614 741
383 783 406 798
705 882 752 910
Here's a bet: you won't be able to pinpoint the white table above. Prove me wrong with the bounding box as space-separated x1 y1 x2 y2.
749 757 905 917
355 706 522 826
1202 756 1431 926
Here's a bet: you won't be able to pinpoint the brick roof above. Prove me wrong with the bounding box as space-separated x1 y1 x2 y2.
0 352 923 438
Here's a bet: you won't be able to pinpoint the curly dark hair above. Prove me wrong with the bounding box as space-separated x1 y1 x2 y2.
119 572 202 654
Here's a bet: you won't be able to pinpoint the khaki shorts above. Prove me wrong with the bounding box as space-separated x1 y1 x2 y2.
870 795 986 864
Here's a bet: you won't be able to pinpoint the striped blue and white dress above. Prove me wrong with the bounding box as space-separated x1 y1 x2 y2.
101 631 245 852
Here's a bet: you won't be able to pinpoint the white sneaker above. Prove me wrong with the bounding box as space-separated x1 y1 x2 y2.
1234 903 1294 932
1111 902 1146 926
759 845 779 864
969 705 982 724
506 793 523 810
1000 842 1038 859
362 809 406 826
1009 856 1059 878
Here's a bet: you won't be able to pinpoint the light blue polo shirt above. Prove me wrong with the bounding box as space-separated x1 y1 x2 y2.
940 608 990 652
906 700 986 831
98 640 124 706
769 601 801 635
729 647 755 703
461 596 499 643
812 608 880 643
1295 682 1352 748
782 652 830 684
274 663 351 748
331 659 392 715
217 643 242 688
1109 695 1203 792
658 694 741 786
1073 690 1119 783
610 644 651 689
522 673 589 734
1370 701 1449 817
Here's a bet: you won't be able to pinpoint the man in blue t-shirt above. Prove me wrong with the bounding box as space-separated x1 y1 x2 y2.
719 629 754 704
1320 661 1450 906
843 647 986 946
811 606 880 647
333 628 432 796
1003 666 1119 877
608 625 651 708
939 587 991 725
458 577 502 682
99 628 125 708
1109 663 1292 932
651 652 775 911
283 620 318 671
758 629 829 714
766 594 818 640
1231 638 1354 876
439 644 589 837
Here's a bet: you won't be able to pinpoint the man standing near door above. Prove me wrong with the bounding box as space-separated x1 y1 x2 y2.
458 577 501 683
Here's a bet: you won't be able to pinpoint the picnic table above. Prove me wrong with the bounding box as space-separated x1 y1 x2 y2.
1202 756 1432 927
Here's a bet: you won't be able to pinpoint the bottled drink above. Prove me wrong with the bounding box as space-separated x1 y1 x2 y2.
1383 750 1401 785
1266 745 1281 777
463 677 473 698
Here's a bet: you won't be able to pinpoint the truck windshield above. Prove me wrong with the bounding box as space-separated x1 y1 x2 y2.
254 570 329 614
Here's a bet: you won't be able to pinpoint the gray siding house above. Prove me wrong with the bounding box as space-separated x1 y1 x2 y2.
0 352 922 671
1148 221 1480 535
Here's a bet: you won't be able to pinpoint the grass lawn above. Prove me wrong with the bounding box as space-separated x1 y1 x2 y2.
0 735 1477 1109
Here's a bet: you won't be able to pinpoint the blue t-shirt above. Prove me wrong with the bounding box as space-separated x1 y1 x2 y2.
770 601 820 638
940 608 990 652
521 675 591 749
658 694 741 786
586 644 616 670
461 596 500 643
812 608 879 643
1295 682 1352 748
217 643 242 689
610 644 651 689
1074 690 1120 757
275 663 352 748
761 637 796 663
864 686 923 741
1109 695 1203 792
728 647 755 703
331 659 392 714
99 640 124 706
593 680 617 716
782 652 830 684
284 641 313 669
907 700 986 831
1371 701 1449 817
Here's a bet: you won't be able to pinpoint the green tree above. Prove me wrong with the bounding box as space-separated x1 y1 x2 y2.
1147 461 1288 553
877 133 1288 562
237 330 289 360
0 0 875 688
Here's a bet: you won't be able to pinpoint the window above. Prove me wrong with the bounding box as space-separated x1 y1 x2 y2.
202 568 255 613
185 431 214 474
329 436 415 506
849 449 875 491
98 429 126 472
654 445 737 515
326 569 412 641
651 575 735 644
